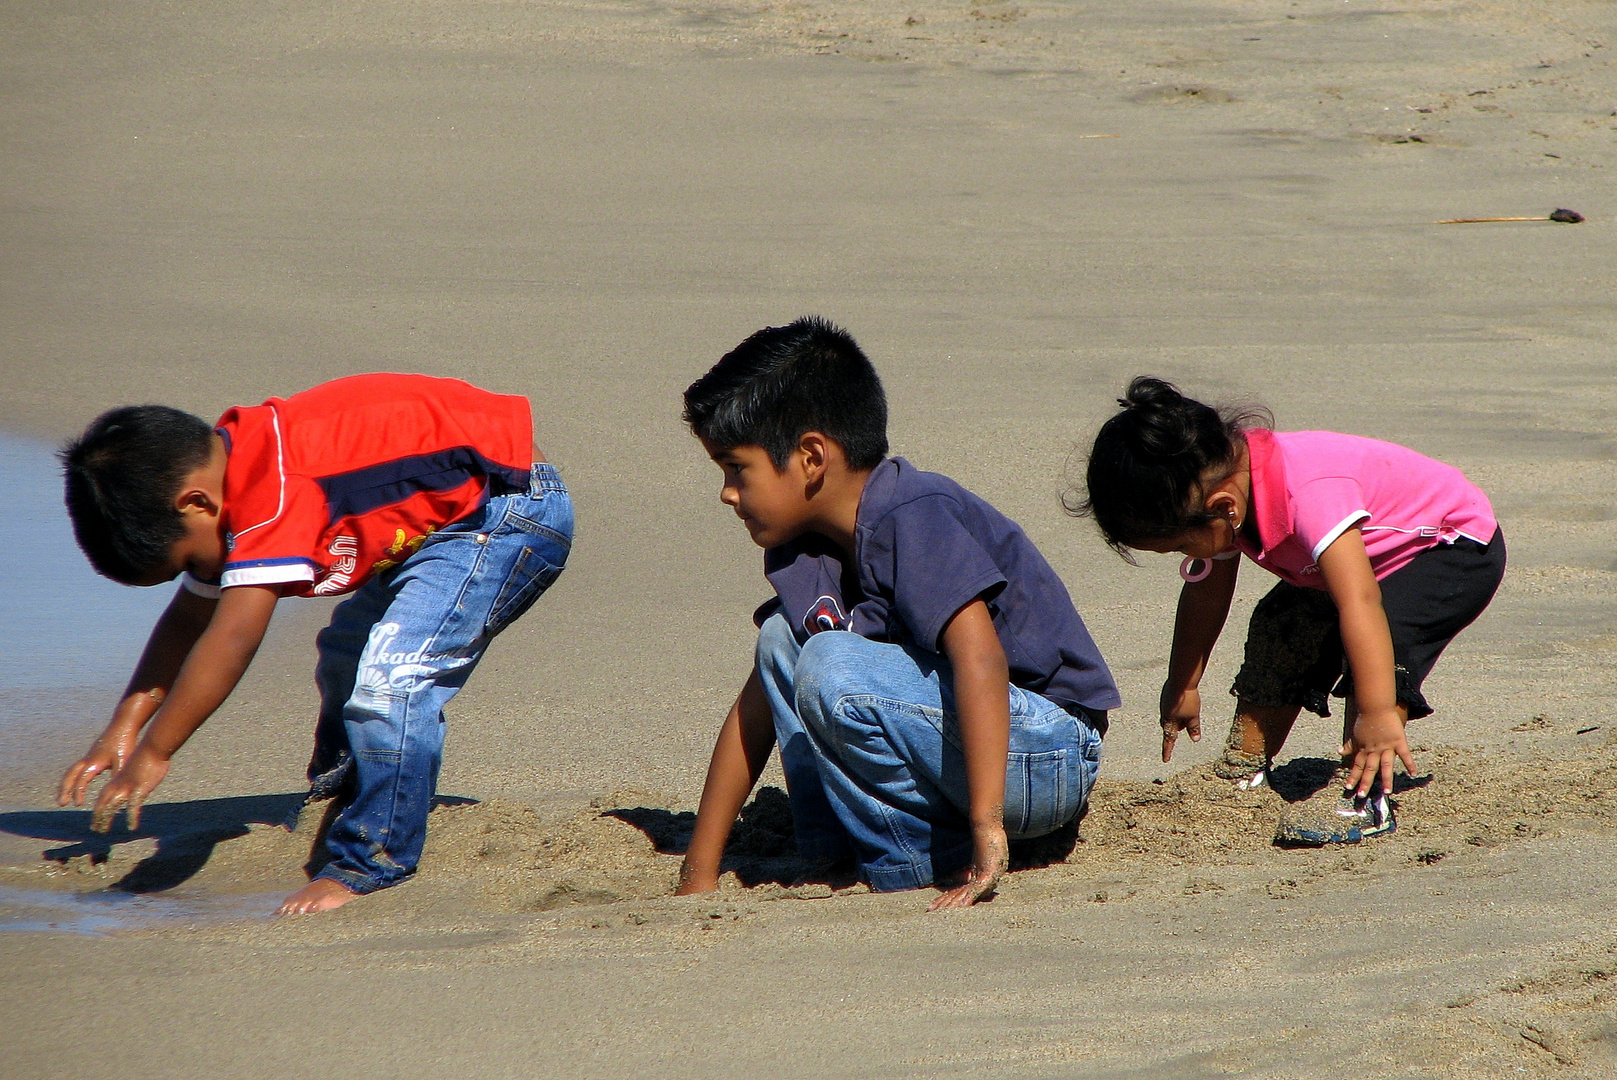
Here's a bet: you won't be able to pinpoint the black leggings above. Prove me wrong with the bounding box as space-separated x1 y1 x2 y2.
1230 527 1506 720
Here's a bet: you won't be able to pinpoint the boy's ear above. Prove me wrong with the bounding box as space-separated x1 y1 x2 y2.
795 431 831 479
174 487 222 520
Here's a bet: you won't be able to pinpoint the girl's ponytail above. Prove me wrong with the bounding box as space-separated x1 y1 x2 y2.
1070 377 1269 556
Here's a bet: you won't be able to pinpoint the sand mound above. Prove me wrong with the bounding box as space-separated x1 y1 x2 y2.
10 729 1614 923
1080 731 1617 869
406 728 1617 914
405 784 809 911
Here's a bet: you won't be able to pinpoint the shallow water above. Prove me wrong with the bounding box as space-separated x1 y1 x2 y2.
0 884 281 936
0 431 173 692
0 432 179 790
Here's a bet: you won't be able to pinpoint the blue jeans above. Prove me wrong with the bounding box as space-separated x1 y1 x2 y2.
306 463 572 894
755 613 1103 892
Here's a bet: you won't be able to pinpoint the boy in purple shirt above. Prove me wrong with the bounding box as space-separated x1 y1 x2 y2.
676 318 1119 907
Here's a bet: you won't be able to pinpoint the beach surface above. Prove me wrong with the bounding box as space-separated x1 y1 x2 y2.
2 1 1615 1076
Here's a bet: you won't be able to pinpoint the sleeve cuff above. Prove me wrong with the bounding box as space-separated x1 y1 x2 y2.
179 571 222 599
919 570 1007 653
1310 511 1372 561
219 559 317 589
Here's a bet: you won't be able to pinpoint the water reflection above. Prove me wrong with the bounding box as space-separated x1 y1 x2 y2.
0 884 281 936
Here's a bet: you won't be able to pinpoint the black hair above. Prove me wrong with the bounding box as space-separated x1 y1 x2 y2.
1070 376 1271 557
59 405 216 584
682 316 889 471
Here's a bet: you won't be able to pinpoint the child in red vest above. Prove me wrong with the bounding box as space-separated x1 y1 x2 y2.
57 373 572 912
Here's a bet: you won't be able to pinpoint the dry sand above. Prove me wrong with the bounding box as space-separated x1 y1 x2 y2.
3 1 1616 1076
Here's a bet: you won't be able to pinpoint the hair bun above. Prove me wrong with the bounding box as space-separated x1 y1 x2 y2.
1078 377 1267 556
1121 376 1185 412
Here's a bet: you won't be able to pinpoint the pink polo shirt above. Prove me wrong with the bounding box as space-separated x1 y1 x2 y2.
1232 429 1496 588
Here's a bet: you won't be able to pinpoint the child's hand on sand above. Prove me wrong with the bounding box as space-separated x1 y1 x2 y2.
57 722 141 808
928 823 1008 911
1342 708 1416 798
674 858 719 896
1158 684 1204 762
89 745 171 832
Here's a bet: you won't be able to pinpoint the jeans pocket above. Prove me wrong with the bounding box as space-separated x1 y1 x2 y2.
486 546 564 637
1004 748 1068 839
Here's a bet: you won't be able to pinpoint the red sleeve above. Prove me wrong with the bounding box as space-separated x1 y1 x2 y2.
217 404 325 590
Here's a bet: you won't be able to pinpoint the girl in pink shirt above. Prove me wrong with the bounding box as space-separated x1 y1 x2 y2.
1078 377 1504 843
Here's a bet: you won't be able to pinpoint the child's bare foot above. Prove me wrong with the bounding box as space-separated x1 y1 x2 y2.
277 878 361 915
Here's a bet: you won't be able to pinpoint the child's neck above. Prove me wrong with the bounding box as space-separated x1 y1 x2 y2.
203 433 229 493
808 464 875 559
1220 442 1256 537
178 434 230 507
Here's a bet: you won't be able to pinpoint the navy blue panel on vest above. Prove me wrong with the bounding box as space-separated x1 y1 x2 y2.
316 446 528 526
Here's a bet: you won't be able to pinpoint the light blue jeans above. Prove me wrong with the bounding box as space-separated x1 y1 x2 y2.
755 613 1103 892
306 463 572 894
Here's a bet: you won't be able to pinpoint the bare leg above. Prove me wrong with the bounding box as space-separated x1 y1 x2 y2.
1241 702 1304 759
1215 701 1302 782
277 878 362 916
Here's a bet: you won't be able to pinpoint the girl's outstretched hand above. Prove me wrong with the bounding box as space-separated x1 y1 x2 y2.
1342 708 1416 798
1159 684 1204 762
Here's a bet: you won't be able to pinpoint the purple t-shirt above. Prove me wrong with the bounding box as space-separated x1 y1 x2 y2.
755 457 1122 716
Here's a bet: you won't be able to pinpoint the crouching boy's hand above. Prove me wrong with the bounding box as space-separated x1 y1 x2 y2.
676 670 777 897
929 598 1013 912
927 822 1009 911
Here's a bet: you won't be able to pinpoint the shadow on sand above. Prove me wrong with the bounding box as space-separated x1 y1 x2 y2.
0 792 477 893
605 784 1083 887
1266 756 1434 804
604 787 801 887
0 792 307 893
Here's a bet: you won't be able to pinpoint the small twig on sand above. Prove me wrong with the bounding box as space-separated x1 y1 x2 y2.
1077 134 1123 139
1438 208 1584 224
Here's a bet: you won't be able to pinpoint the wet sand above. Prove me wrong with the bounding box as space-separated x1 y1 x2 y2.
3 1 1616 1076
